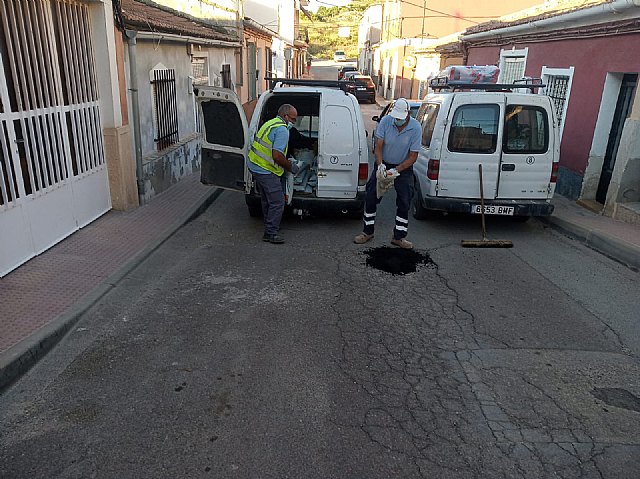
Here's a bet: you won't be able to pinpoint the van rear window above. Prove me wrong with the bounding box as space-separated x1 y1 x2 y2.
420 103 440 147
448 104 499 154
503 105 549 153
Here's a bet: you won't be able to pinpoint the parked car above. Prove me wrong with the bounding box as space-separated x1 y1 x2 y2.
197 80 369 218
411 69 559 221
341 75 376 103
333 50 346 62
371 99 423 149
342 71 361 81
338 65 358 80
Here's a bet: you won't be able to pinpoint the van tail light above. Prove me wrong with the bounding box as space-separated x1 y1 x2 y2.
358 163 369 185
427 159 440 180
550 162 559 183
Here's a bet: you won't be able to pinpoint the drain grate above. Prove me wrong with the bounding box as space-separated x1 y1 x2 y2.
364 246 434 275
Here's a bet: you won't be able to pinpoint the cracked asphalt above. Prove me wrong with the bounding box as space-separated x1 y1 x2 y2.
1 184 638 478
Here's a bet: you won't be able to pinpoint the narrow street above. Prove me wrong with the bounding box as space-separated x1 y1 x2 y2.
1 64 639 478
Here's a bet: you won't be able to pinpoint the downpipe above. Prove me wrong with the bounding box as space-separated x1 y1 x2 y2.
125 30 145 206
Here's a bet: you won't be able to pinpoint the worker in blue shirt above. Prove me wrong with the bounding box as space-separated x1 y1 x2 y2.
354 98 422 249
248 104 300 244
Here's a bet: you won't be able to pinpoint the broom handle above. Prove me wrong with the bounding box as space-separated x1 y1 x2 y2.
479 164 487 240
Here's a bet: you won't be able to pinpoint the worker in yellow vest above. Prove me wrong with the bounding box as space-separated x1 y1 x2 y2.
248 104 300 244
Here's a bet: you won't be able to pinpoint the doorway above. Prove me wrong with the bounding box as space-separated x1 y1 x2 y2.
596 74 637 204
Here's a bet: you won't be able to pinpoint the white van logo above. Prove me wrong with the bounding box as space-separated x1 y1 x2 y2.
526 156 535 165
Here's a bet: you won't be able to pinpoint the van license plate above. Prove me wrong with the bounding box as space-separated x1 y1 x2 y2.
471 205 515 215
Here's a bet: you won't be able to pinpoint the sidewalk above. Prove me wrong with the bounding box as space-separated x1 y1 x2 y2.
543 195 640 270
0 172 221 391
1 172 639 391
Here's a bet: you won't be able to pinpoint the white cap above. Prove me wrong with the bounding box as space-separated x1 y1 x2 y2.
389 98 410 119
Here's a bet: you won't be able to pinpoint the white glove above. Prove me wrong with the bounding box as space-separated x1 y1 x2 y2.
385 168 399 179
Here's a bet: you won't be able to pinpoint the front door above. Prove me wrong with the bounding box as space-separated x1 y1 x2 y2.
197 87 249 193
596 74 638 204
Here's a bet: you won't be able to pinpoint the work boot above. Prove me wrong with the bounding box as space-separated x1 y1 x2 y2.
262 233 285 244
353 232 374 244
391 238 413 249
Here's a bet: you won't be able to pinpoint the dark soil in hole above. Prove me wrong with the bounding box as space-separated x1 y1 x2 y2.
364 246 434 275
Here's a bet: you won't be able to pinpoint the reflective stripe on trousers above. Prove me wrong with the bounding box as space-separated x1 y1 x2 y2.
362 165 414 239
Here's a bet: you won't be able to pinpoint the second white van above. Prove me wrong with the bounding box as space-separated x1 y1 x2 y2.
412 79 559 220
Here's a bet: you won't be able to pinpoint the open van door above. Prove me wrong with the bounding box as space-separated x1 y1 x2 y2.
197 87 250 193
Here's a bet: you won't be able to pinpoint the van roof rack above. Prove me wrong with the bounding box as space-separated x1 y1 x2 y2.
429 77 545 92
265 78 353 90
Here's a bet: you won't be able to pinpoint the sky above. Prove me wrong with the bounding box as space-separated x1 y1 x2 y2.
306 0 352 13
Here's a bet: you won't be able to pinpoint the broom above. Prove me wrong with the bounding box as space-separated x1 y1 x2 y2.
461 164 513 248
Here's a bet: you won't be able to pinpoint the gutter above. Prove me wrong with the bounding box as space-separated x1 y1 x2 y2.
461 0 640 42
135 30 241 48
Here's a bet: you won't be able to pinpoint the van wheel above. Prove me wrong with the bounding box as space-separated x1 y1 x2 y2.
412 184 436 220
245 196 262 217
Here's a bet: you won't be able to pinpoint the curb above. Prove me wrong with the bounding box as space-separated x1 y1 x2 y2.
0 187 223 393
542 216 640 270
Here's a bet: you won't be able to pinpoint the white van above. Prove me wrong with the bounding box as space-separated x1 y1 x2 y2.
412 78 559 220
197 80 369 217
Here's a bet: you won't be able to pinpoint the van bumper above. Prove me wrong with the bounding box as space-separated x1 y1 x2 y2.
422 197 554 216
247 192 366 216
289 192 366 215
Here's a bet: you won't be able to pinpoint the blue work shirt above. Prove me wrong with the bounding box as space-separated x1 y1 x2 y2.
376 115 422 166
248 116 290 175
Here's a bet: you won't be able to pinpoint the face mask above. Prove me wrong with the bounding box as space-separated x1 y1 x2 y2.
287 122 294 130
394 117 407 127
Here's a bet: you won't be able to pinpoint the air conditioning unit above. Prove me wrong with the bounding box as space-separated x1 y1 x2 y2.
284 48 293 60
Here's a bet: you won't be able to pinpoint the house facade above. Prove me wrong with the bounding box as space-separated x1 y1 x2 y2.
371 0 547 100
461 0 640 223
0 0 117 277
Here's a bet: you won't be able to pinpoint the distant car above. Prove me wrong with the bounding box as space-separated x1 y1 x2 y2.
338 65 358 80
341 75 376 104
334 50 347 62
371 99 423 149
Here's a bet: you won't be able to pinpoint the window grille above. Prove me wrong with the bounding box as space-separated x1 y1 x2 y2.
545 75 570 128
151 68 179 151
499 48 528 84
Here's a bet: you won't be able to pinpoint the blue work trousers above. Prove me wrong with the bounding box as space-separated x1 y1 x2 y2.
362 165 414 240
253 173 285 235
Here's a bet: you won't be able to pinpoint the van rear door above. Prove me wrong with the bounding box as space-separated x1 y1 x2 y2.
437 93 504 199
317 94 361 199
497 96 554 199
197 86 250 193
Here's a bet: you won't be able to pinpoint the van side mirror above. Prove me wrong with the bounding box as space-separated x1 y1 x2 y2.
372 115 380 122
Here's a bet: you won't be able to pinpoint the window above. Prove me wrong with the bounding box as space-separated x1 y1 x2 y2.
191 56 209 85
503 105 548 153
296 115 319 139
448 105 499 153
498 48 528 83
151 68 179 151
420 103 440 148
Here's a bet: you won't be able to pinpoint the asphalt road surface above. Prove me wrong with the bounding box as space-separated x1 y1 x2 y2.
1 65 639 478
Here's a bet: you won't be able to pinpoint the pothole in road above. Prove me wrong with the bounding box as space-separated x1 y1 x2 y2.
364 246 434 275
591 388 640 413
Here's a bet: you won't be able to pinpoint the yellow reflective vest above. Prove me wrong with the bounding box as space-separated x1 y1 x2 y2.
248 117 289 176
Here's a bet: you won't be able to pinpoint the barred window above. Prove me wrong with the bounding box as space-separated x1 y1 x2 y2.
499 48 528 84
151 68 179 151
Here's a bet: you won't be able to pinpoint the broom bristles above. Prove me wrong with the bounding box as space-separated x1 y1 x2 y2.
460 239 513 248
